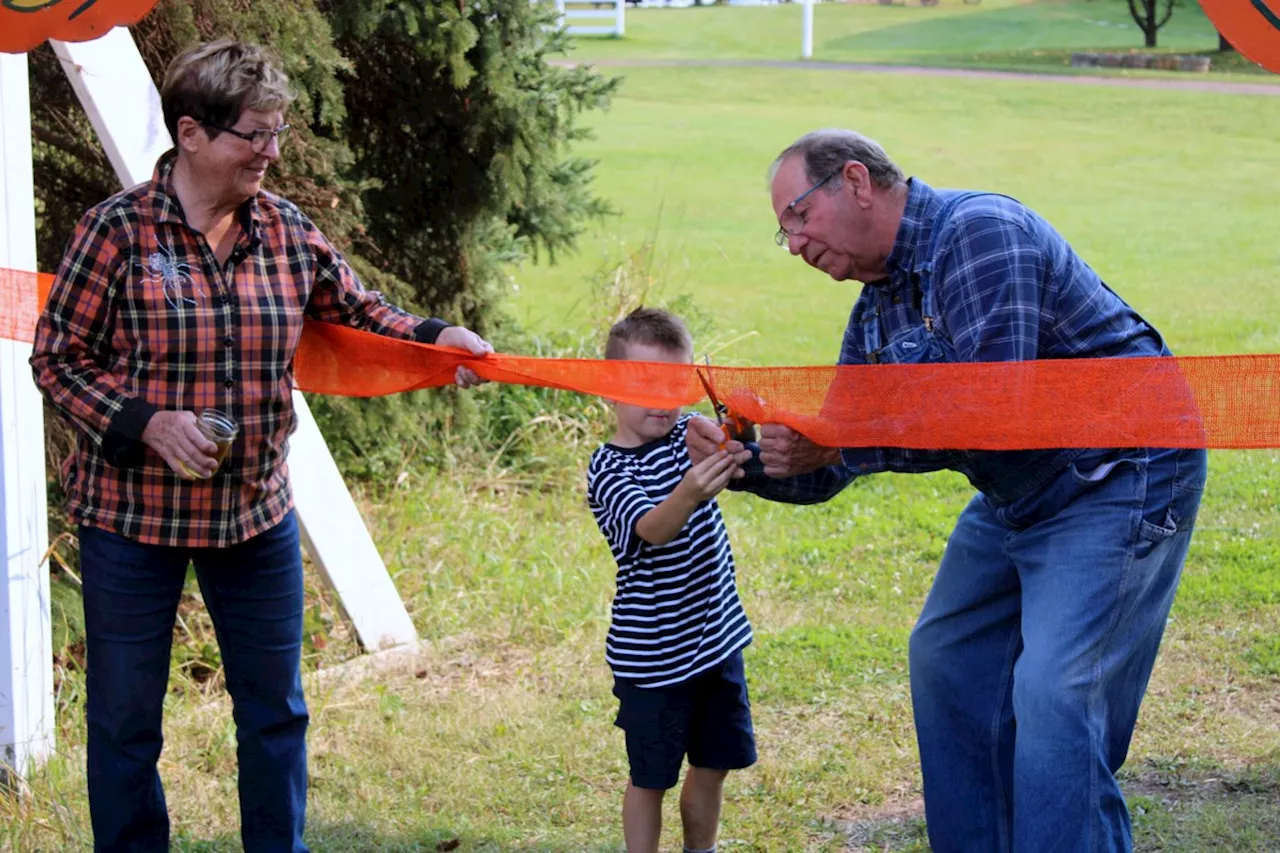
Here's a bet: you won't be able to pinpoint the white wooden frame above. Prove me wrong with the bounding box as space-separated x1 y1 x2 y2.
2 25 419 781
50 28 418 652
555 0 626 36
802 0 815 59
0 50 54 787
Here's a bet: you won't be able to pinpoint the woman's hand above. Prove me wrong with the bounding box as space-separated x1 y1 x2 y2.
436 325 493 389
142 411 220 480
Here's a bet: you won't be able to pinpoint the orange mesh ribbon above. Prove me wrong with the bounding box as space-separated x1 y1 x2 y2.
6 267 1279 449
0 0 160 54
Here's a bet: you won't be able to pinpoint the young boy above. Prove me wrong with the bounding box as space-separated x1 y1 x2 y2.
587 307 756 853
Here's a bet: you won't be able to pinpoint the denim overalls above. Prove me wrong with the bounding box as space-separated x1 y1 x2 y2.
848 190 1091 504
855 192 1208 852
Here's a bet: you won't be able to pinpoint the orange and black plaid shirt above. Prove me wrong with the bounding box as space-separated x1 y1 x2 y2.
31 152 447 548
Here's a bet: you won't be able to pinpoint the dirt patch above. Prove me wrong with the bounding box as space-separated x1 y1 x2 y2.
823 796 926 852
820 765 1280 852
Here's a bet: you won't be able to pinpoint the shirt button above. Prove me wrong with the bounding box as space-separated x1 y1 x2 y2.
224 337 234 347
221 295 230 305
224 378 234 388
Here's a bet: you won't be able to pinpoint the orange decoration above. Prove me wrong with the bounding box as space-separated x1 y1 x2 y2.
7 266 1280 450
1199 0 1280 73
0 0 159 54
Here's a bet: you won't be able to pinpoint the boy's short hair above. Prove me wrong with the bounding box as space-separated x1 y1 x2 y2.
605 308 693 360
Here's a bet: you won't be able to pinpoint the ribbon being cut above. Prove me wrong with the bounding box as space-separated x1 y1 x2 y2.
4 266 1278 451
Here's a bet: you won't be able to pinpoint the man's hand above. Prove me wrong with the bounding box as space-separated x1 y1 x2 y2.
759 423 842 478
142 410 219 480
436 325 494 389
686 415 751 476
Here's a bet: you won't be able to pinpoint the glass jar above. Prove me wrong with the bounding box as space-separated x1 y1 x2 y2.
196 408 238 475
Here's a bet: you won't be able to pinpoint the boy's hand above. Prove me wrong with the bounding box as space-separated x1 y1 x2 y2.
678 450 739 502
686 415 751 476
635 449 738 547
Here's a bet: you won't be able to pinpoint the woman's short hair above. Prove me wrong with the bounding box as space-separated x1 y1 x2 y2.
160 39 293 143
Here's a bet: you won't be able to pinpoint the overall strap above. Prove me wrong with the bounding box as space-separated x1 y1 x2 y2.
915 191 1008 330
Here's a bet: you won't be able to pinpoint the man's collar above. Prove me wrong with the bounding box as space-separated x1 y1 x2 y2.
884 177 941 279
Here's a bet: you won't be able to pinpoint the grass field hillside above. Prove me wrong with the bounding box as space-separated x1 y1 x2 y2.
510 66 1280 364
567 0 1274 77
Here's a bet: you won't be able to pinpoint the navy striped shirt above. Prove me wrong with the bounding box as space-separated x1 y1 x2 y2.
588 415 753 687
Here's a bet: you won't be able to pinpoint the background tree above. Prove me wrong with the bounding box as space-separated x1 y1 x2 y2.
1127 0 1175 48
309 0 619 475
29 0 618 478
29 0 618 683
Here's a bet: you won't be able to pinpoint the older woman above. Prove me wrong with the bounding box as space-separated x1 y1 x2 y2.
30 39 488 852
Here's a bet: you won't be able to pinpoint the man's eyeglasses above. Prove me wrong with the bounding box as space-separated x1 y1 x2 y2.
204 122 291 154
774 169 839 247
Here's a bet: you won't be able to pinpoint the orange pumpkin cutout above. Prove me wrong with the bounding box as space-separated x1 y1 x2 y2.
1200 0 1280 73
0 0 159 54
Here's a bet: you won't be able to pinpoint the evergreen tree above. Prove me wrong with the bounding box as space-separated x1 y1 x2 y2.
308 0 620 476
28 0 618 478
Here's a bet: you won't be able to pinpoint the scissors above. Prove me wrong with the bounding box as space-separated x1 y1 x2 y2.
695 355 750 449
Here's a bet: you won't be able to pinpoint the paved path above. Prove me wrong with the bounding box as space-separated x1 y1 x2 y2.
556 57 1280 96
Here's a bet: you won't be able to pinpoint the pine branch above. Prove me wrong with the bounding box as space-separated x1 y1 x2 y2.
31 124 111 172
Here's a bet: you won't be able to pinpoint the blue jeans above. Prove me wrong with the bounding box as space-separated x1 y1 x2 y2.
79 511 310 853
908 448 1207 853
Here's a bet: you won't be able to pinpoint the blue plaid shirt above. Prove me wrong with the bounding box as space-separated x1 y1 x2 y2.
735 178 1168 505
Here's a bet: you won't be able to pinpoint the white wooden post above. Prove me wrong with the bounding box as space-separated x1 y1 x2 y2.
545 0 623 36
288 395 416 649
50 29 417 650
49 31 171 187
802 0 814 59
0 50 54 784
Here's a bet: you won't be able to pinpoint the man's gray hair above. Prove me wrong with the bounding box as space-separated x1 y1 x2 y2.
769 129 905 191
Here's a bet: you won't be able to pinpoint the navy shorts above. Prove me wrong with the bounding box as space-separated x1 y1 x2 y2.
612 651 757 790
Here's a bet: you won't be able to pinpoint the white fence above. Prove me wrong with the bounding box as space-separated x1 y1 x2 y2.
555 0 626 36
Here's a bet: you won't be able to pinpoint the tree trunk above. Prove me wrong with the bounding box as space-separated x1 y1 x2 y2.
1219 32 1234 52
1141 0 1158 48
1127 0 1168 49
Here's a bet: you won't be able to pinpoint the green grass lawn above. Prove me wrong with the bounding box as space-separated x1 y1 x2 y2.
566 0 1276 78
6 63 1280 853
510 66 1280 363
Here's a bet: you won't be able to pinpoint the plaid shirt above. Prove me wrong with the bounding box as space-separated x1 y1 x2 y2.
31 152 448 547
735 178 1167 504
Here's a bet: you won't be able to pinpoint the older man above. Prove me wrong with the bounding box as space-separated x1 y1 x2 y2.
688 128 1206 853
